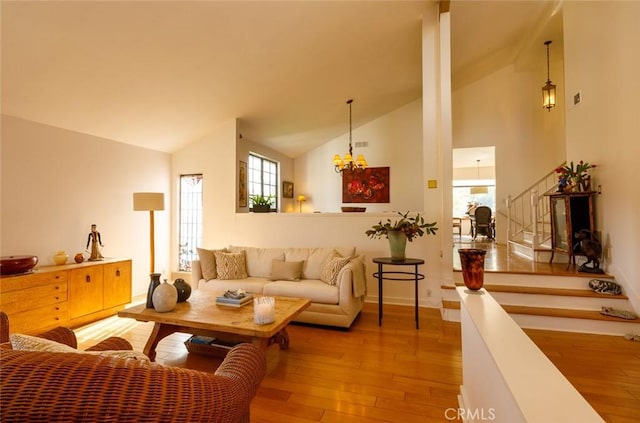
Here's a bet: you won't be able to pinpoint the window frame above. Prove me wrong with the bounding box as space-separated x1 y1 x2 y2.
248 153 279 212
178 173 203 272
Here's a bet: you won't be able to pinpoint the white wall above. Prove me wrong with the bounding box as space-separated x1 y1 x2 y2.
563 1 640 312
170 116 445 306
0 115 171 296
452 58 566 242
294 98 424 213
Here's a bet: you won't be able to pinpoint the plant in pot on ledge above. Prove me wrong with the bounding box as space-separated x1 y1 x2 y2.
250 195 274 213
366 211 438 261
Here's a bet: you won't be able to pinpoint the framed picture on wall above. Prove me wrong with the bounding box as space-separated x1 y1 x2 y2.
283 181 294 198
342 167 390 203
239 161 247 207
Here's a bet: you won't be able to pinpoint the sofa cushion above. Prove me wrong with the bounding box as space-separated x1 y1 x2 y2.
229 246 285 278
214 251 248 280
10 334 149 361
197 247 227 280
320 255 351 286
263 280 339 305
268 260 303 281
300 248 336 280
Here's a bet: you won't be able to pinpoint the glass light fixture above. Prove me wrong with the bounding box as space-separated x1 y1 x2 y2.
470 160 488 195
542 40 556 111
333 99 367 173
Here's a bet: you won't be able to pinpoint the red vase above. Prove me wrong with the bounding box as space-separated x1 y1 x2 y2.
458 248 487 290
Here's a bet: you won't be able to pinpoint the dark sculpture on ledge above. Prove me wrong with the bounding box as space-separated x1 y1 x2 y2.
574 229 604 274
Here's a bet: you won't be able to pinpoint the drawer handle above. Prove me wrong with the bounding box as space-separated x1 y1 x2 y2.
55 307 59 311
86 275 91 283
55 297 59 300
116 270 121 277
55 286 60 290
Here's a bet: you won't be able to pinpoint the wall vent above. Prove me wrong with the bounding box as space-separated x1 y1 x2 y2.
354 141 369 148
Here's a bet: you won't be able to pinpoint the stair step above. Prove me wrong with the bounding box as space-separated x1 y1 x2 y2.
441 283 628 300
442 300 639 323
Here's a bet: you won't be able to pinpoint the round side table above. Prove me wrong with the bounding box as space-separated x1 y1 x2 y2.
372 257 425 329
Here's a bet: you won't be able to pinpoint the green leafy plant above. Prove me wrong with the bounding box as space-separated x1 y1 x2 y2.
366 211 438 242
555 160 596 192
250 195 274 206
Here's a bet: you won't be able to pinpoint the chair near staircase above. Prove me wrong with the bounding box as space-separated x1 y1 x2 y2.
473 206 494 240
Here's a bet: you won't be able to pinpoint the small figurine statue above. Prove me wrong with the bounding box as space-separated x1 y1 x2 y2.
86 224 104 261
574 229 603 274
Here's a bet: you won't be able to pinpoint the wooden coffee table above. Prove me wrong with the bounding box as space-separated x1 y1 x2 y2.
118 291 310 361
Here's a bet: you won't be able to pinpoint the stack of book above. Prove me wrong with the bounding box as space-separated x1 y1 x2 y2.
215 290 253 307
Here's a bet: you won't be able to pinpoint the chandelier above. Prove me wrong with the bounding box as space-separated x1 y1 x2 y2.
333 99 367 173
542 40 556 111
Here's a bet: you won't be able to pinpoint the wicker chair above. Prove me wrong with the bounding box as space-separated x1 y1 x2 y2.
0 312 267 423
0 311 133 351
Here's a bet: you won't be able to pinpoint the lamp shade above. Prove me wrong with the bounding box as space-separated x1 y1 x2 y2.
297 195 306 202
133 192 165 211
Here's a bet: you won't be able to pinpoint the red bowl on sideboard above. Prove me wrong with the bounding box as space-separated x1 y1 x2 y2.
0 255 38 276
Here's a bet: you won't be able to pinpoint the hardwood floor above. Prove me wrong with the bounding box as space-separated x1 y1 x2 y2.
452 237 602 276
77 297 639 422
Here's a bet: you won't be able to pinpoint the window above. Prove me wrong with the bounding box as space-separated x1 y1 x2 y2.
178 174 203 271
248 154 278 210
452 178 496 218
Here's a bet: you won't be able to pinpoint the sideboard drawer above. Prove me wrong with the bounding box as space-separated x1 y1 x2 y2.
1 270 68 293
0 282 67 315
7 302 69 335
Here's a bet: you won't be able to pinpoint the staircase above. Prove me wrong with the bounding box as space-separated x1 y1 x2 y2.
448 165 640 336
441 271 640 336
506 166 560 262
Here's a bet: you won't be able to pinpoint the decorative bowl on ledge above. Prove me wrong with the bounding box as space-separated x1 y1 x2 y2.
341 207 366 213
0 255 39 276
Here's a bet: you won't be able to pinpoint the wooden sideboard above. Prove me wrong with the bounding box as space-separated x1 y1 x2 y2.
0 258 132 334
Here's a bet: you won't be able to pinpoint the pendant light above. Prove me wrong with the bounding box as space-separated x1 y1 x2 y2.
470 160 488 195
542 40 556 111
333 99 367 173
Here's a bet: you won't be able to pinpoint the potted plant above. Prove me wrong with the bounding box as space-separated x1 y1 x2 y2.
250 195 274 213
366 211 438 260
555 160 596 192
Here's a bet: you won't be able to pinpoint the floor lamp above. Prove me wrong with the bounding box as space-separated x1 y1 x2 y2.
133 192 165 307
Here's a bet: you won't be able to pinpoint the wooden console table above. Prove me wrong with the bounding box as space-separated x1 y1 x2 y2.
373 257 425 329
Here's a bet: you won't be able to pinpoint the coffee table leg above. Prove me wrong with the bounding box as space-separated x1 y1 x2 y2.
144 322 177 361
267 327 290 350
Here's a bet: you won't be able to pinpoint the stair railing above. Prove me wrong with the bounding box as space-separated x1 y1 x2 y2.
506 164 563 251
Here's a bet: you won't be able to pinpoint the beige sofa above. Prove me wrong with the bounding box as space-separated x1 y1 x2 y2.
192 246 366 328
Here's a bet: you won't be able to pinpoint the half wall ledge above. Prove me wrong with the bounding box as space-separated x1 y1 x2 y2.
456 286 604 423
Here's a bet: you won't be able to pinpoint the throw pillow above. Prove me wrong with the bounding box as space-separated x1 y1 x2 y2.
85 350 150 361
10 333 77 353
268 260 304 281
320 255 350 286
197 247 227 280
10 334 149 361
214 250 248 280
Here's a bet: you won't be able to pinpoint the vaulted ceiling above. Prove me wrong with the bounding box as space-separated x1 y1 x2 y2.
1 1 561 158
